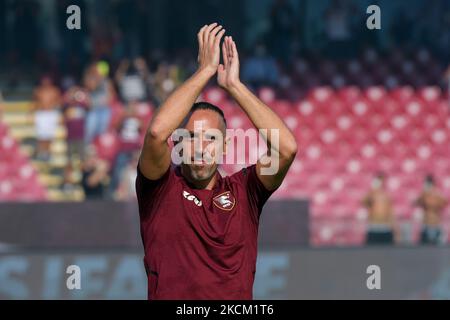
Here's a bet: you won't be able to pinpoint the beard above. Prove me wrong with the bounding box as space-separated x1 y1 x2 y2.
184 163 217 181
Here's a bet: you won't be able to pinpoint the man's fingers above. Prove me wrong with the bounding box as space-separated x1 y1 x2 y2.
223 37 229 59
222 41 228 67
197 25 207 48
214 29 225 50
203 23 218 46
230 37 235 58
197 25 207 62
209 25 223 46
231 37 238 60
227 37 233 60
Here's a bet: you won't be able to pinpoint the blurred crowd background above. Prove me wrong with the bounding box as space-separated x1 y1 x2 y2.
0 0 450 247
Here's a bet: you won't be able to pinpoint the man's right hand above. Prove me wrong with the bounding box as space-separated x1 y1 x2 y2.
197 23 225 76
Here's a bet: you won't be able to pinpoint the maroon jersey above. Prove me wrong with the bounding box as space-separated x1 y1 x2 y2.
135 164 275 300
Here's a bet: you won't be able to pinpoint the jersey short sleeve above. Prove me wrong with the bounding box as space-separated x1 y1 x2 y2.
135 164 173 220
232 164 277 221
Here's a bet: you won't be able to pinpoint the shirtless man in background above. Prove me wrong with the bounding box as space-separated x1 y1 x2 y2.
33 76 62 161
363 173 396 245
416 175 448 245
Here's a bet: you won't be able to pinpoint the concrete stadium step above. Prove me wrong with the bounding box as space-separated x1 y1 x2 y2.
32 155 69 169
20 141 68 158
38 174 64 188
1 112 34 126
1 102 34 113
8 125 67 140
38 170 82 187
47 188 85 202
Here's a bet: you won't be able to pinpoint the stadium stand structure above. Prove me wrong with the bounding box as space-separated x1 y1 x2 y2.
1 82 449 246
0 105 47 201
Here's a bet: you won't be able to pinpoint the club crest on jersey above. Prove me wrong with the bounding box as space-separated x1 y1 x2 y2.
213 191 236 211
183 191 202 207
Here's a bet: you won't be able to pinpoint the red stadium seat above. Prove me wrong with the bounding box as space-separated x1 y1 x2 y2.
258 87 276 104
418 86 442 103
308 86 334 106
0 123 8 137
338 86 361 103
204 86 226 105
390 86 415 104
365 86 387 103
0 120 47 201
271 100 292 118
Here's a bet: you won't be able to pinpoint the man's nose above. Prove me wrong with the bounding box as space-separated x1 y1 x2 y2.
193 139 211 151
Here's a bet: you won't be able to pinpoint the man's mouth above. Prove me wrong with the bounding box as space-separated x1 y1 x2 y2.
191 155 213 165
191 158 207 165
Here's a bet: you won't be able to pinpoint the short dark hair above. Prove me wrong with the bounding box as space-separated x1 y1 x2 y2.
186 102 227 128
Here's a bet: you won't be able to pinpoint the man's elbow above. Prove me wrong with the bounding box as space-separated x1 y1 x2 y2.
281 140 298 161
286 139 298 158
146 120 168 143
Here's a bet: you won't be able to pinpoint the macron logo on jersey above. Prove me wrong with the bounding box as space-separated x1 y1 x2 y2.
183 191 202 207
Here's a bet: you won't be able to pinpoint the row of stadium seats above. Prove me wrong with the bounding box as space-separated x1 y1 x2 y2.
288 48 444 89
0 122 47 201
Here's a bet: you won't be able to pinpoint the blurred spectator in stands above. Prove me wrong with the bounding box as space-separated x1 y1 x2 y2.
242 43 280 89
151 61 182 105
363 173 396 245
62 161 79 196
115 57 150 104
33 75 62 161
81 145 110 200
323 0 355 59
115 150 140 201
269 0 295 64
109 101 143 196
63 84 90 159
84 61 115 144
415 175 448 245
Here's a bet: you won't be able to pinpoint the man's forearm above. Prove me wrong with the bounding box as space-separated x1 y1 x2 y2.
148 67 214 141
228 82 297 158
